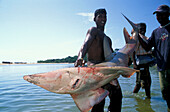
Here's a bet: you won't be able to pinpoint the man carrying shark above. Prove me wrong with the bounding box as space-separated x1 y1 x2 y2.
23 9 140 112
74 8 122 112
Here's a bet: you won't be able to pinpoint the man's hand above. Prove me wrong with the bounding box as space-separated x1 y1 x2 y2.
74 58 85 67
133 63 138 69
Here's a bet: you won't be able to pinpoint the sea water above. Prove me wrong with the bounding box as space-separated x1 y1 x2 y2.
0 64 168 112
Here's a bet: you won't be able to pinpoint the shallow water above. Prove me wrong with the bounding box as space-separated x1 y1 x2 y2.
0 64 168 112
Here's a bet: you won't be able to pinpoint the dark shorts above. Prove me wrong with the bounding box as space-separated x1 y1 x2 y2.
136 64 151 88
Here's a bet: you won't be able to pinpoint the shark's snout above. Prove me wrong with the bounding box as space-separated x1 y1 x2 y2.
23 75 40 84
122 13 137 31
23 75 29 80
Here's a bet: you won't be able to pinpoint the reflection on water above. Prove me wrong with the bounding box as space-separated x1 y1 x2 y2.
135 97 154 112
0 64 168 112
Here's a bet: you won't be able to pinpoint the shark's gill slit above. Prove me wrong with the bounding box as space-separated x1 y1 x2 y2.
72 79 80 89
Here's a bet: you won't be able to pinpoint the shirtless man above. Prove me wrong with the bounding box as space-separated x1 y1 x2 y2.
74 9 112 67
74 8 122 112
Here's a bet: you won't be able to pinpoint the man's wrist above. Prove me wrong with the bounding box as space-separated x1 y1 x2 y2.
78 58 83 60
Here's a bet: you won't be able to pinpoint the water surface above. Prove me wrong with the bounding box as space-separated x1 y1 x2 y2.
0 64 167 112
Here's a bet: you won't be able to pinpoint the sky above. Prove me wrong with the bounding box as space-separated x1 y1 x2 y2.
0 0 170 63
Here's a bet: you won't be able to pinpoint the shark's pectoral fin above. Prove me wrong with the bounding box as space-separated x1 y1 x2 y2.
71 88 109 112
103 36 115 61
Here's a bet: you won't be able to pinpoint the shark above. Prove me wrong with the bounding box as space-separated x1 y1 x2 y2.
23 66 136 112
23 14 138 112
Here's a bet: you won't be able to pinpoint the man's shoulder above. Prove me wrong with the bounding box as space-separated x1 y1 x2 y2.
154 27 160 31
153 26 164 33
88 27 98 32
150 27 160 36
87 27 98 35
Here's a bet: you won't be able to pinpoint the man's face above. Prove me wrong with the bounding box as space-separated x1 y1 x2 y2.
156 13 169 25
94 13 107 27
138 25 146 35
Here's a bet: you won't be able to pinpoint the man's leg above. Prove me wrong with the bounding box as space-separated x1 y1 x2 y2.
133 71 141 93
107 82 122 112
91 98 105 112
143 66 151 98
165 70 170 110
159 70 170 110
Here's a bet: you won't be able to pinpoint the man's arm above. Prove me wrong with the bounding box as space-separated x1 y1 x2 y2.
138 34 151 52
74 27 97 67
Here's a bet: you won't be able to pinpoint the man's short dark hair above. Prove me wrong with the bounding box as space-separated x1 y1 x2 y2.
94 8 107 20
137 23 146 28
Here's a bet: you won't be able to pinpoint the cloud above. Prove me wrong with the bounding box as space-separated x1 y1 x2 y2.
76 12 107 32
76 13 94 22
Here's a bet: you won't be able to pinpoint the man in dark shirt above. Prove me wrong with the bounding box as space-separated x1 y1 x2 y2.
138 5 170 111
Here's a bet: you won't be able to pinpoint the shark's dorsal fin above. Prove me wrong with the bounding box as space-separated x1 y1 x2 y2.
123 27 131 43
71 88 109 112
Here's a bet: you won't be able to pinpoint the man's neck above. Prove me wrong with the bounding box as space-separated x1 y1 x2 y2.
160 20 170 28
97 26 104 31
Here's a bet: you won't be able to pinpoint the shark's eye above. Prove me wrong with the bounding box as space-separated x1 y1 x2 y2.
72 79 80 89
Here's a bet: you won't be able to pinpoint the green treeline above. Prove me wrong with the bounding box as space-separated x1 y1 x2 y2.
37 56 78 63
37 49 119 63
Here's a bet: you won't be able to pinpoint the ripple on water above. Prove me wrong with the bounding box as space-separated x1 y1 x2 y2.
0 64 168 112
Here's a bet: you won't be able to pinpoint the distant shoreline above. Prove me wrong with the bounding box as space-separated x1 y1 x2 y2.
0 63 73 65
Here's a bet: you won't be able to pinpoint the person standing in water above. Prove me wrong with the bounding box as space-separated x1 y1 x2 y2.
138 5 170 111
74 8 122 112
132 23 152 98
